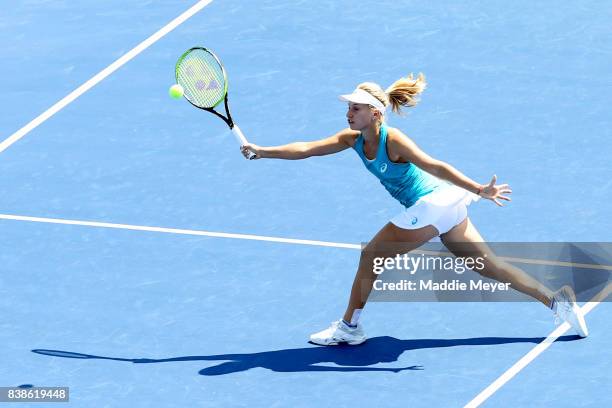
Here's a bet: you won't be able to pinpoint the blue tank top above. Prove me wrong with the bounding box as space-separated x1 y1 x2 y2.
353 124 442 208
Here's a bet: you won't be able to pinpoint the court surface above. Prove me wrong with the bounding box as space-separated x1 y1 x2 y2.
0 1 610 407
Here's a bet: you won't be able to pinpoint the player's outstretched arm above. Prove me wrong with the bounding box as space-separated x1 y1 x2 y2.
240 128 358 160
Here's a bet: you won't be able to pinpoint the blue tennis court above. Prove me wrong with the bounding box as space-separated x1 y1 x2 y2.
1 1 610 406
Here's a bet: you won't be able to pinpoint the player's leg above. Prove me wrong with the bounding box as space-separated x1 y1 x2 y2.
440 217 588 337
440 216 554 306
342 222 439 321
309 222 438 346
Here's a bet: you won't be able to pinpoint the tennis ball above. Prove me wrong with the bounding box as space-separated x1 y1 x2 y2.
169 84 184 99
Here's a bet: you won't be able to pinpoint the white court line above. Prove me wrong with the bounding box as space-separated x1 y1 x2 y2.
0 0 214 154
1 213 611 271
464 290 609 408
0 213 361 250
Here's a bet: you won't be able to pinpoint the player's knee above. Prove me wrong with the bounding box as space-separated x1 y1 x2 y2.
360 245 388 272
360 242 380 259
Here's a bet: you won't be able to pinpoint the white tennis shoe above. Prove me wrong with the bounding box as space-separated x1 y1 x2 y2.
309 320 367 346
552 286 588 338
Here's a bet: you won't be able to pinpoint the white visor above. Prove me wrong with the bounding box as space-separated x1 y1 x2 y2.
339 88 386 115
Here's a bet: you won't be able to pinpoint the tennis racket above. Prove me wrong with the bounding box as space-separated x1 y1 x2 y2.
175 47 255 159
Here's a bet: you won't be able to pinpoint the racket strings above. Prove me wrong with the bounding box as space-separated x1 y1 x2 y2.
176 49 226 108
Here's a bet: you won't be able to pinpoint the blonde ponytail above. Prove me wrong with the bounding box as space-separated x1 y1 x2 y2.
385 73 427 114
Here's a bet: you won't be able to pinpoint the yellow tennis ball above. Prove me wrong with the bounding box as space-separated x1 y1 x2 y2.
169 84 184 99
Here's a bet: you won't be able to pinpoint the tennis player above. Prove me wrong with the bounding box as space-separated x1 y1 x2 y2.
240 73 588 345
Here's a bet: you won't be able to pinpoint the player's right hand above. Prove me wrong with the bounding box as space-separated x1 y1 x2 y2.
241 143 261 160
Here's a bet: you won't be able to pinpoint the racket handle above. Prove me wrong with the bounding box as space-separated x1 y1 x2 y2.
232 124 256 160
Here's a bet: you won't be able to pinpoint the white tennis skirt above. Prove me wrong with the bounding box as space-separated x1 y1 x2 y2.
390 183 480 237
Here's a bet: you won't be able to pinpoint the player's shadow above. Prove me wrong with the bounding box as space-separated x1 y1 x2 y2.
32 335 579 376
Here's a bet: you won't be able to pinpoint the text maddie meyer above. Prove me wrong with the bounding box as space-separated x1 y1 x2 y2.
373 279 511 293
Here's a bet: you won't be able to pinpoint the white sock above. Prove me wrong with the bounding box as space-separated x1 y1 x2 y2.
350 309 362 326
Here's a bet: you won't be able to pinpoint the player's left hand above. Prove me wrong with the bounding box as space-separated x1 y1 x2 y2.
479 175 512 207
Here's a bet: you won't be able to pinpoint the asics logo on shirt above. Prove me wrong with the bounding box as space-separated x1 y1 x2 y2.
379 163 388 173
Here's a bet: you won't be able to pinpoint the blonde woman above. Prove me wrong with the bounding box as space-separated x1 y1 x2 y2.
240 74 588 345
